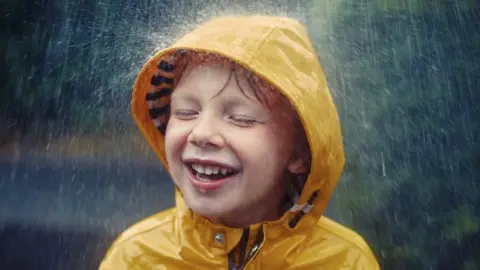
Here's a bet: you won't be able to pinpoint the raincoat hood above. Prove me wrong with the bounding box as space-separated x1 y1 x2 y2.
132 15 345 228
100 15 379 270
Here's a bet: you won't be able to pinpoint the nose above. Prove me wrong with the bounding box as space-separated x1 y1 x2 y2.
187 114 226 148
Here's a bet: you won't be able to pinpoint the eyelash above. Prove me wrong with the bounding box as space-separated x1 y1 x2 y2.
174 110 197 118
173 110 258 126
229 116 258 126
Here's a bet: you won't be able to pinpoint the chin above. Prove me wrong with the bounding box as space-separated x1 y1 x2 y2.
187 197 238 221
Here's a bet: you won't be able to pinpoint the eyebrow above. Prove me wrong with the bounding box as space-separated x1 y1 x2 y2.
223 97 269 118
223 96 256 108
170 92 197 102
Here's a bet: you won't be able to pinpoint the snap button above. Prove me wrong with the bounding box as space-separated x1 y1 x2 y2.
214 232 225 244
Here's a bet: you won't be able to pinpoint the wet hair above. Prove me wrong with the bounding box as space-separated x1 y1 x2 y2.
172 51 278 108
171 51 311 211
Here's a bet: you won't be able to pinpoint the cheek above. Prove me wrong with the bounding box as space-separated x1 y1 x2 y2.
261 124 295 168
165 119 191 161
232 128 291 165
271 117 295 152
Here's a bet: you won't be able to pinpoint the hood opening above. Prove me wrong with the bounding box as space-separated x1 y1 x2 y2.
146 49 315 223
132 15 345 230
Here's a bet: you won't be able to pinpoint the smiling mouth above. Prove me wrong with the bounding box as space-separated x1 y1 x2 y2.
186 163 239 181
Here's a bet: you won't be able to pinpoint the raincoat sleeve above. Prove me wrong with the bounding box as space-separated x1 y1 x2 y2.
98 209 180 270
291 237 380 270
98 234 135 269
289 217 380 270
338 231 380 270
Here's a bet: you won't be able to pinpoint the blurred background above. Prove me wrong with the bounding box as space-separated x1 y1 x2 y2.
0 0 478 269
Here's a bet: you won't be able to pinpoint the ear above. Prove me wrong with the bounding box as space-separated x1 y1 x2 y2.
287 157 307 174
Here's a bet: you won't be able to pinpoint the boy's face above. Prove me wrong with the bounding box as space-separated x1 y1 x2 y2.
165 64 302 227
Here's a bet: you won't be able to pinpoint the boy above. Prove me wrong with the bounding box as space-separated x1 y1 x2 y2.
100 15 380 269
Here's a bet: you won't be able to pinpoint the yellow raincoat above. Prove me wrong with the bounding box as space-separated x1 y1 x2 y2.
100 16 380 269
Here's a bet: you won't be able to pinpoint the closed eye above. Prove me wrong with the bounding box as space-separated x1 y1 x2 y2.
174 109 198 120
229 116 259 127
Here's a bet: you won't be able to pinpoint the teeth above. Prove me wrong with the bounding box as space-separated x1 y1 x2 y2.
192 164 204 174
191 164 233 175
197 174 210 182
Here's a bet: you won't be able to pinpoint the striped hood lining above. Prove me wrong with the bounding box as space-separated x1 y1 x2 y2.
145 51 179 135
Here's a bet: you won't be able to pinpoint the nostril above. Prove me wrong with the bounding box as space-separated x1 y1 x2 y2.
188 134 224 148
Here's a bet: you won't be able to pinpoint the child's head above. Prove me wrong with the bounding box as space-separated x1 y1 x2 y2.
133 16 345 230
164 51 311 227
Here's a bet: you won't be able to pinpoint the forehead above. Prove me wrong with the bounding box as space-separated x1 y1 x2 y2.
172 64 258 102
169 53 296 117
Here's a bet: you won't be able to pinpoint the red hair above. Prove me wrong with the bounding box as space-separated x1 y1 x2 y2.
171 50 282 109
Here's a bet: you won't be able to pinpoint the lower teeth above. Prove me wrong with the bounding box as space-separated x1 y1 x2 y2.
196 173 226 181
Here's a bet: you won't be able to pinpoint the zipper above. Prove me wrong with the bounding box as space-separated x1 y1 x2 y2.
228 227 264 270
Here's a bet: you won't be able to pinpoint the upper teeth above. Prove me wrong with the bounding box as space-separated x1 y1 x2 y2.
192 164 232 175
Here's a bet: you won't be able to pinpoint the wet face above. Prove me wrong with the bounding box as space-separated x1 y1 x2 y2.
165 64 304 227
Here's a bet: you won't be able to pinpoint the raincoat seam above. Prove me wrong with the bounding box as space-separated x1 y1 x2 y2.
247 19 289 64
315 222 378 264
112 216 176 246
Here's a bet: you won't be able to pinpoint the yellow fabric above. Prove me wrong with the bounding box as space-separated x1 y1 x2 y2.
100 15 380 269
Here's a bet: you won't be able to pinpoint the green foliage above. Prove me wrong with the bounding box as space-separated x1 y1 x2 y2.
306 0 479 268
444 205 479 241
0 0 306 141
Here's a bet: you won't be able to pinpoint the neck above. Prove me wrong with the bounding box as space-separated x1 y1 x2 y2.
208 197 284 228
